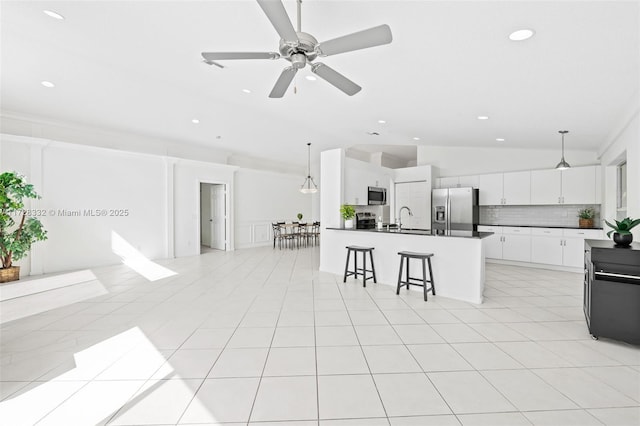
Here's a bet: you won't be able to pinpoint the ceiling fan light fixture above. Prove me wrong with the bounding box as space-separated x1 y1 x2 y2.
300 142 318 194
509 29 535 41
555 130 571 170
43 10 65 20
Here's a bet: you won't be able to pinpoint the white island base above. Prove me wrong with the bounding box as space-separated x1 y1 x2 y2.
320 228 487 304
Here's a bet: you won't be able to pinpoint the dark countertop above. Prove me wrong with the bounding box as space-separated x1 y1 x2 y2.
479 224 603 230
586 239 640 251
326 227 493 239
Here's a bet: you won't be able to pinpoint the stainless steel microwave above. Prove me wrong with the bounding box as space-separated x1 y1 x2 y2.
368 186 387 205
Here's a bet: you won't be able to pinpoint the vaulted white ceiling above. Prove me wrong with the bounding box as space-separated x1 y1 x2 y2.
1 1 638 167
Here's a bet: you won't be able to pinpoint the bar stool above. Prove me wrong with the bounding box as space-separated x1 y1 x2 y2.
343 246 377 287
396 251 436 301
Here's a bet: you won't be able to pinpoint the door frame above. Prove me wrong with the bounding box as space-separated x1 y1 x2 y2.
198 180 232 253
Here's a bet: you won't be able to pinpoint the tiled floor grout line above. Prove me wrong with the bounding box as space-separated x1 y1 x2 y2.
336 276 392 425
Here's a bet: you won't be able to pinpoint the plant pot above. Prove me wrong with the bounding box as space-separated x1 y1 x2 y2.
344 219 354 229
613 233 633 247
0 266 20 283
579 218 594 228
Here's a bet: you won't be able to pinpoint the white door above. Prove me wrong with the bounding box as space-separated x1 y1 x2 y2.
563 238 586 268
478 226 503 259
562 166 596 204
478 173 503 205
200 185 212 247
531 236 563 265
210 185 226 250
502 234 531 262
503 171 531 205
395 181 430 229
531 170 562 204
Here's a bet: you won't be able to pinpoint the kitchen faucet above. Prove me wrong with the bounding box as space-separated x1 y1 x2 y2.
396 206 413 230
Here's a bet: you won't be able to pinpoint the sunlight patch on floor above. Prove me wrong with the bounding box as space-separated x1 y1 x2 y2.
111 231 177 281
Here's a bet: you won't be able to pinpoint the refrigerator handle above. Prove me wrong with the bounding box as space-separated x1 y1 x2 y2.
446 193 450 231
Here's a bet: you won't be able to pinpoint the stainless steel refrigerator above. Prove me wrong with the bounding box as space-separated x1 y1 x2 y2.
432 187 479 231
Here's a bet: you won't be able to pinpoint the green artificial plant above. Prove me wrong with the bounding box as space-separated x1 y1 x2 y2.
340 204 356 220
297 213 303 221
577 208 595 219
0 171 48 269
604 217 640 238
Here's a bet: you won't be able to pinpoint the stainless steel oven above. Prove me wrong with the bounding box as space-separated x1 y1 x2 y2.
367 186 387 205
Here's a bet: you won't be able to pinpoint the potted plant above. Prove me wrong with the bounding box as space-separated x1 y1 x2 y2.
605 217 640 247
0 172 48 283
577 208 595 228
340 204 356 229
297 213 303 222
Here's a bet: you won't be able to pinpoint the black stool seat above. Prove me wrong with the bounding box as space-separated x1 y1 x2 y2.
396 251 436 301
343 246 377 287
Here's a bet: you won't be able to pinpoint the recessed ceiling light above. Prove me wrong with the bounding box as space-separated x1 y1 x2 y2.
242 89 251 93
477 115 489 120
191 119 200 124
305 75 317 81
509 29 535 41
496 138 505 142
43 10 65 20
378 120 386 124
413 137 421 141
41 81 55 88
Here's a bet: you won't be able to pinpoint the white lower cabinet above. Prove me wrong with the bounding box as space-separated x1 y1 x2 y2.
479 226 503 259
481 226 603 268
478 226 531 262
531 228 564 266
531 228 603 268
501 227 531 262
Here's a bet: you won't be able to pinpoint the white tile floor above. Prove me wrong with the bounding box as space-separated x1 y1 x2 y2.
1 246 639 425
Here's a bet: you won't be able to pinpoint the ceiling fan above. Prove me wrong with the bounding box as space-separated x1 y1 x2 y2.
202 0 393 98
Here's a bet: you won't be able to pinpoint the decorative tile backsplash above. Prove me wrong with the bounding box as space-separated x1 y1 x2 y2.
480 204 602 228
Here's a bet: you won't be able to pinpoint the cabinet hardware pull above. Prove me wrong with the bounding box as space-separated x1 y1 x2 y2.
595 272 640 280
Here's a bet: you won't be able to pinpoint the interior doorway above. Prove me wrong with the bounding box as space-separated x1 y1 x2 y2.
200 183 227 252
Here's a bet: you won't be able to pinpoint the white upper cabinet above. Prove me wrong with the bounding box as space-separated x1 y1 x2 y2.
479 173 503 206
561 166 596 204
531 166 598 205
437 175 478 189
503 171 531 205
478 172 530 205
531 169 562 204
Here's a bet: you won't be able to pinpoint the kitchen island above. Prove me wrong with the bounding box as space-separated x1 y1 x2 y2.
320 227 493 304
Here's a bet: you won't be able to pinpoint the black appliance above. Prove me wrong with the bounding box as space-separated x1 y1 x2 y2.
584 239 640 344
368 186 387 205
356 212 376 229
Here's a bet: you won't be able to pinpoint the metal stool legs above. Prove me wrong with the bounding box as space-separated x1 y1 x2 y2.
343 246 377 287
396 252 435 301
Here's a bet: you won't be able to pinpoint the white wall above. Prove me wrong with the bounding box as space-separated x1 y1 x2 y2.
1 135 168 274
1 133 313 276
234 169 312 249
598 109 640 240
417 145 599 177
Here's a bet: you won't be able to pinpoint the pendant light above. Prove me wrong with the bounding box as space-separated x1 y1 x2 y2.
555 130 571 170
300 142 318 193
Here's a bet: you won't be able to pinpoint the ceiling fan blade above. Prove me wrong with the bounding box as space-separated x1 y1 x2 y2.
316 24 393 57
269 67 297 98
311 63 361 96
256 0 299 44
201 52 279 61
